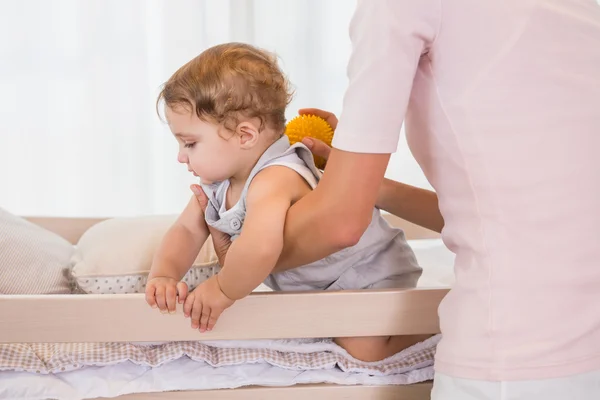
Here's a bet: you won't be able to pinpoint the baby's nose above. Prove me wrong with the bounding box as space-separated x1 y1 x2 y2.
177 151 188 164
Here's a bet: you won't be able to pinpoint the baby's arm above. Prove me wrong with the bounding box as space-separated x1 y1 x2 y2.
146 195 209 313
217 166 309 300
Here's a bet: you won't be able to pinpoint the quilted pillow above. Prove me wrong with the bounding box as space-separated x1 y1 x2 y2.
0 207 73 294
70 215 219 294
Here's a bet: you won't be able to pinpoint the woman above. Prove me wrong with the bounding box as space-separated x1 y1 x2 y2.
193 1 600 398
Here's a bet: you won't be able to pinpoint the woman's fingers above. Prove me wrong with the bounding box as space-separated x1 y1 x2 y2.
298 108 338 130
190 184 209 211
302 137 333 161
208 226 231 266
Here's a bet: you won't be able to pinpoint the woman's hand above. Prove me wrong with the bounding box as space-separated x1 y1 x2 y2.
299 107 338 130
298 108 336 165
190 184 231 266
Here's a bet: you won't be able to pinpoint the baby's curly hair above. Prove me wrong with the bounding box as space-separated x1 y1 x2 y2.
157 42 293 134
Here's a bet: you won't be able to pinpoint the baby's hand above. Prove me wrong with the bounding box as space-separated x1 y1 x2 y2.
145 277 189 314
184 275 235 332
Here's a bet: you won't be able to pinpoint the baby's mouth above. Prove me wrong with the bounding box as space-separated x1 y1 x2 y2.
188 168 199 177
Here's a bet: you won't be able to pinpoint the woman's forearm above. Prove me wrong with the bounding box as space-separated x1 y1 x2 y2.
377 178 444 233
272 149 390 273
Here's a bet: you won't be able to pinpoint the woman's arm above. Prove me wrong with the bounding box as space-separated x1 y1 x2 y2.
272 144 443 272
377 178 443 233
293 116 444 233
274 148 390 270
279 0 439 260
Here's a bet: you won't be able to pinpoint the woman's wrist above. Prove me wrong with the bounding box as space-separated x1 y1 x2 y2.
376 178 444 233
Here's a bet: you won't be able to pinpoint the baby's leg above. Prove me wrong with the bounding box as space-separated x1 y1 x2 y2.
334 335 433 362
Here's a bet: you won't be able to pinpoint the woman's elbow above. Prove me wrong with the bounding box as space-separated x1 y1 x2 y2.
327 213 370 249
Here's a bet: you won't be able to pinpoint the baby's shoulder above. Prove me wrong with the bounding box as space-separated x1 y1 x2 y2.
248 164 312 204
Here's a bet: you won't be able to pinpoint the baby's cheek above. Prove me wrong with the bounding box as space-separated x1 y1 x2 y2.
197 163 224 183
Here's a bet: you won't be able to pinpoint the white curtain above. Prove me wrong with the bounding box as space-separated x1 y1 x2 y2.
0 0 431 218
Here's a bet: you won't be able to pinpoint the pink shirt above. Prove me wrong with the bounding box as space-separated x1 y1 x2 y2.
333 0 600 381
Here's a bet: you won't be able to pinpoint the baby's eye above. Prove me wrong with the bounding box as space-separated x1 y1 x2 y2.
184 142 196 149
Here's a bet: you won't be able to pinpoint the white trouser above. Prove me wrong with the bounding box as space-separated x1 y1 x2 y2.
431 370 600 400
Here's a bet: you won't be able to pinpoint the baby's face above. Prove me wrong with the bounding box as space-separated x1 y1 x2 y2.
166 106 240 184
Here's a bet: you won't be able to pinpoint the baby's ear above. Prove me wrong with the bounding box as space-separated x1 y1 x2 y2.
236 122 260 149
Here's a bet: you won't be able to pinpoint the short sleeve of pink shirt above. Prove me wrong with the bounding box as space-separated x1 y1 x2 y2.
332 0 440 154
333 0 600 382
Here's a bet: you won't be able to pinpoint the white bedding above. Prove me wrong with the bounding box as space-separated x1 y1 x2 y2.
0 239 454 400
0 336 440 400
0 357 434 400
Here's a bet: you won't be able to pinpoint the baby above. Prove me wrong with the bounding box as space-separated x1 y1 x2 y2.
146 42 426 361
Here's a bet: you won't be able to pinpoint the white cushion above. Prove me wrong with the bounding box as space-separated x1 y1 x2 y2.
0 208 73 294
71 215 219 294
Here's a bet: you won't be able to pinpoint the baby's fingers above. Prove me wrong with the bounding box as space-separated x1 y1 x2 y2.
145 283 157 309
183 293 195 318
154 286 168 313
190 298 203 330
166 285 177 314
199 309 211 333
206 308 223 332
177 281 188 304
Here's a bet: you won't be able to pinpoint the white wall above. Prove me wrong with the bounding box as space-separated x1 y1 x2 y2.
0 0 429 217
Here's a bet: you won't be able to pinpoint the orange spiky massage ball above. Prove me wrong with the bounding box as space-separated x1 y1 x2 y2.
285 114 334 169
